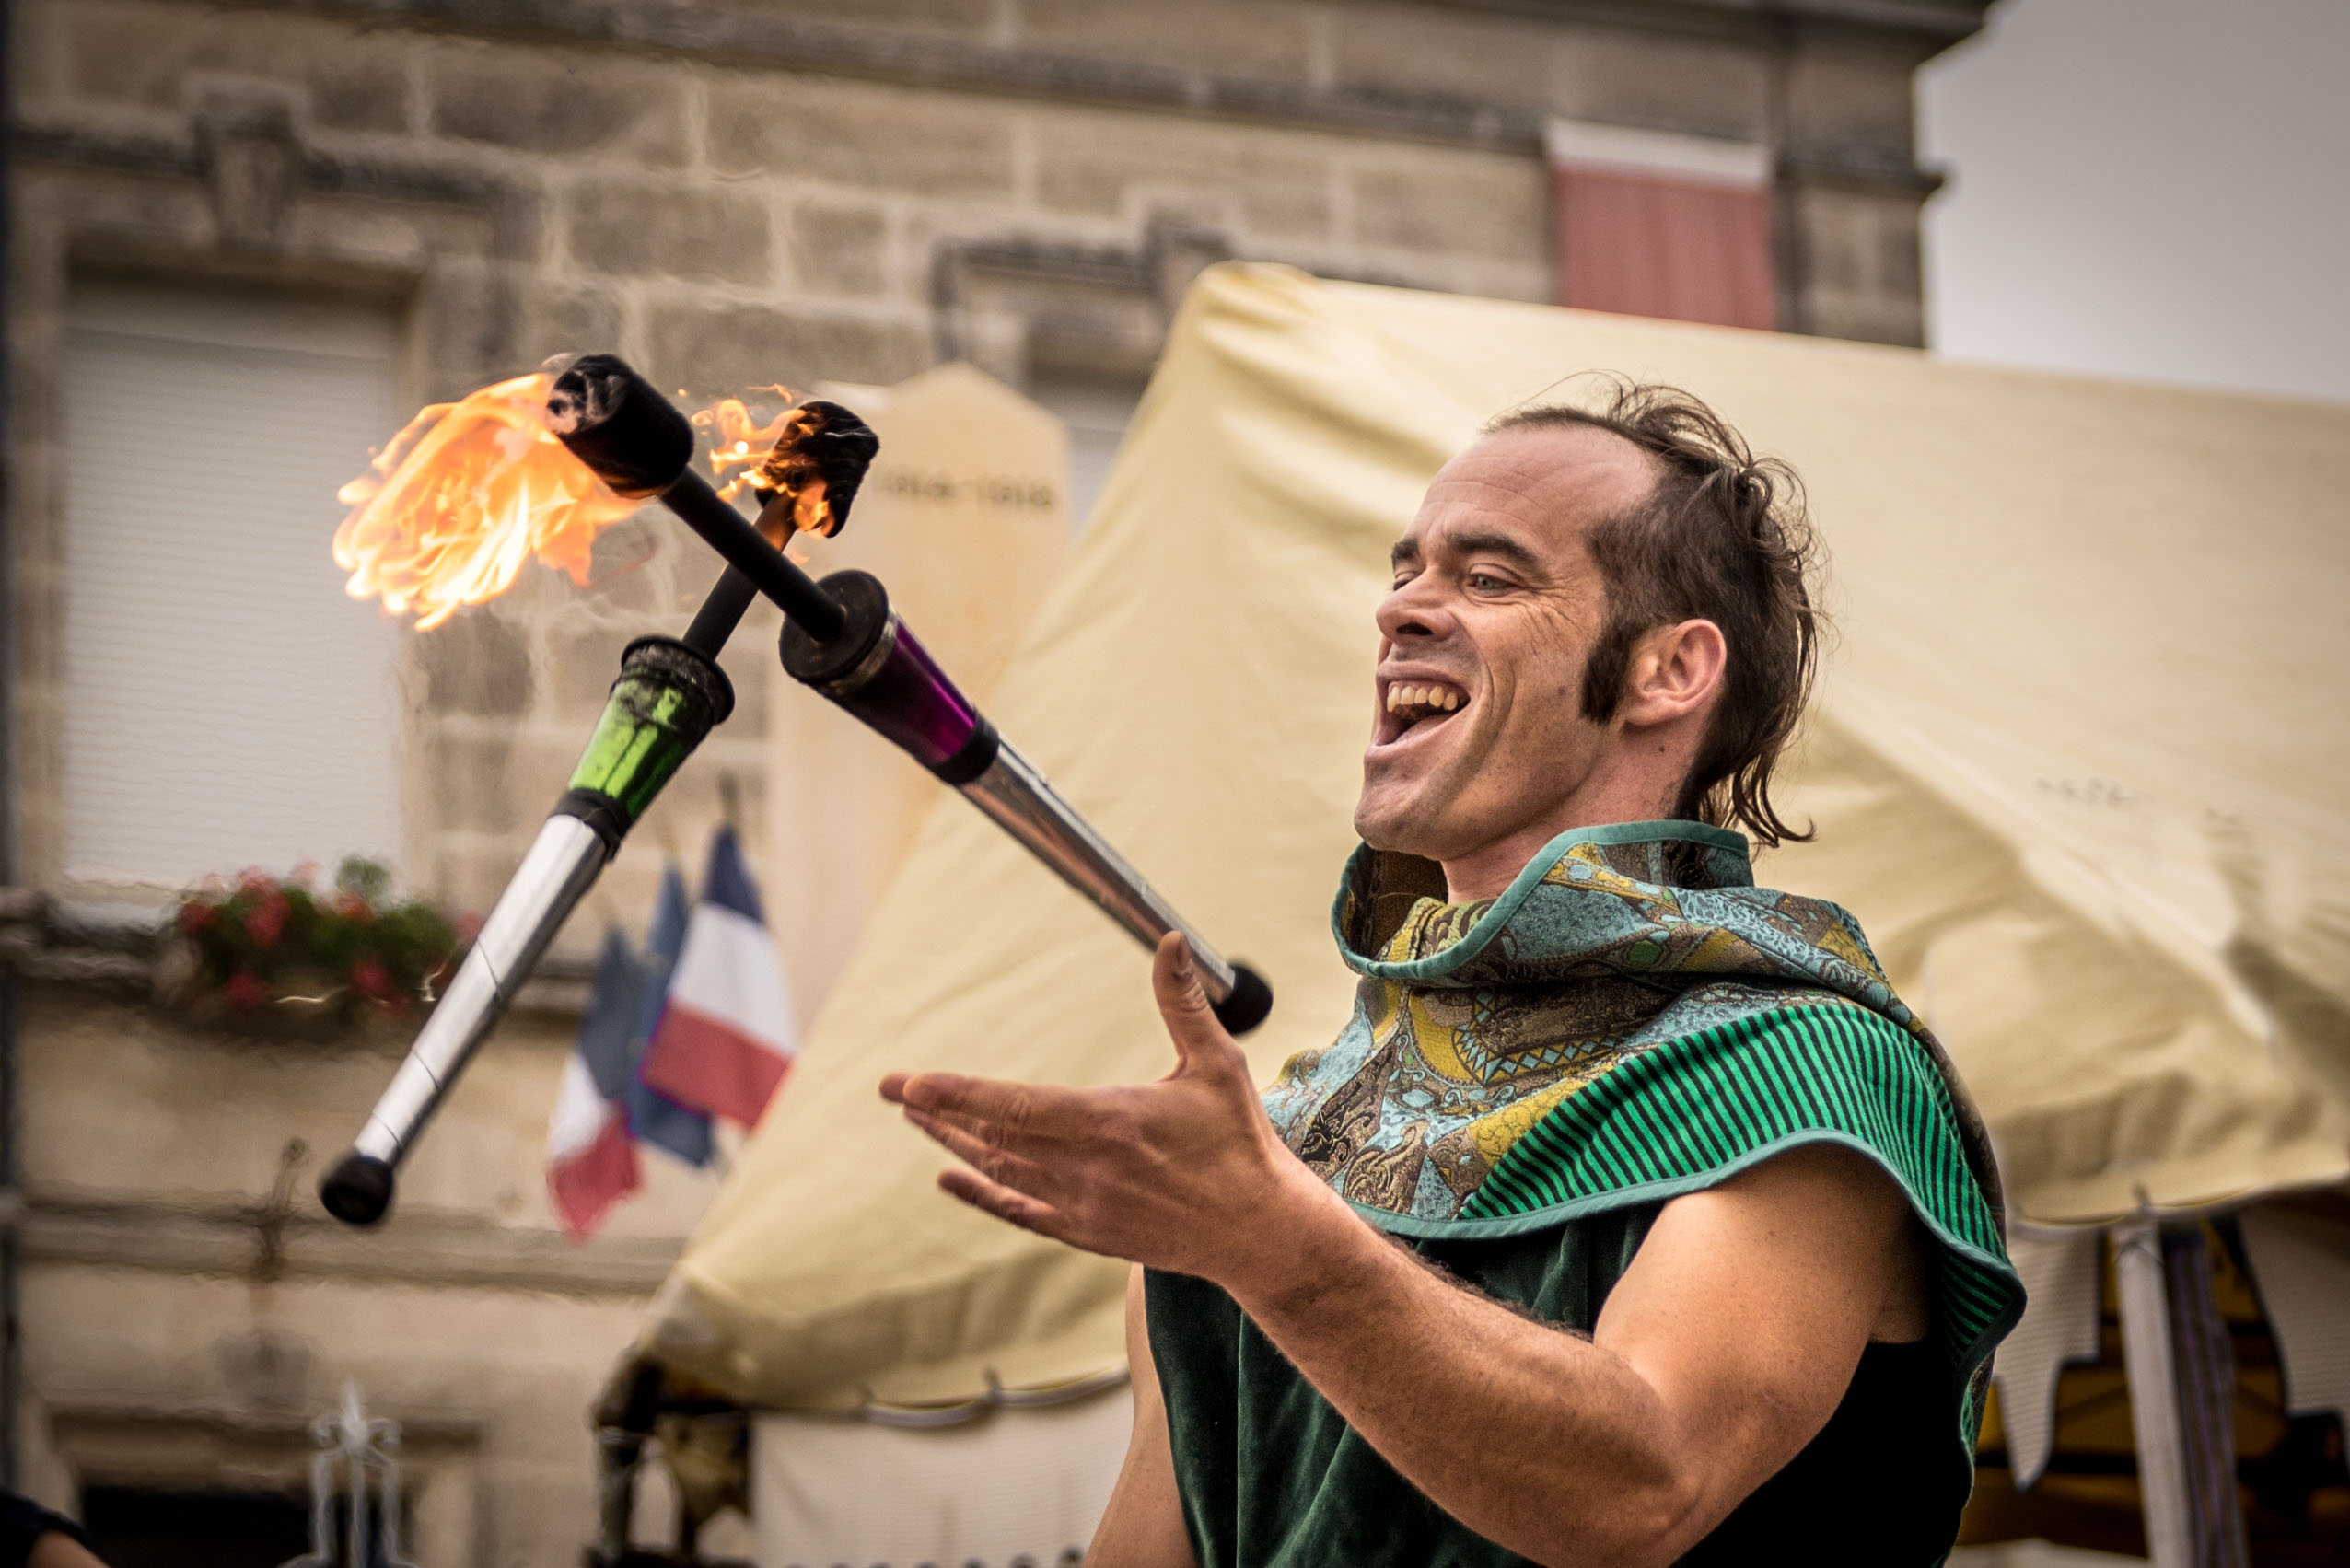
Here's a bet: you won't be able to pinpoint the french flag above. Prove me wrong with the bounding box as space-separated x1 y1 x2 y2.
642 826 798 1127
543 926 645 1238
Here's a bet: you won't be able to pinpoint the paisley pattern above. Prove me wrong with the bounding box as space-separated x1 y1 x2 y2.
1262 821 2002 1229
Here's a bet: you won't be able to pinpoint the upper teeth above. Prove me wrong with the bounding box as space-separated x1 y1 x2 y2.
1387 684 1461 713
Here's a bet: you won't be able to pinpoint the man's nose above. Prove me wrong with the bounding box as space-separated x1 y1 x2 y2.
1377 577 1457 643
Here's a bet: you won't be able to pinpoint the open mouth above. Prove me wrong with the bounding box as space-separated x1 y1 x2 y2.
1373 678 1471 749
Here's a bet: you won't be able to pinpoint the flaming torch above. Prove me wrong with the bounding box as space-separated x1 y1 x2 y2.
321 354 1269 1227
319 377 878 1226
541 355 1274 1031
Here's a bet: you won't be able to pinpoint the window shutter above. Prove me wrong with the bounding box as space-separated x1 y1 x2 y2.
61 282 406 892
1546 120 1776 331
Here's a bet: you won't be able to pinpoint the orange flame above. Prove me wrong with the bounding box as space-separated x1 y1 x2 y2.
698 395 843 542
696 389 797 503
337 376 837 628
333 373 639 630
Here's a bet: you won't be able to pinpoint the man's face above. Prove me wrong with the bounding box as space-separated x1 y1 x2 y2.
1355 424 1658 863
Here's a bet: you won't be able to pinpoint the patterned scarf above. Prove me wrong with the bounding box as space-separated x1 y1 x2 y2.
1262 823 2020 1440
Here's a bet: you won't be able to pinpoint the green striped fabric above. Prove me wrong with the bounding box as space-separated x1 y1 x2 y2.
1460 997 2023 1445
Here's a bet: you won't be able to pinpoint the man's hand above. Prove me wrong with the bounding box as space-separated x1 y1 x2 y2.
880 933 1348 1288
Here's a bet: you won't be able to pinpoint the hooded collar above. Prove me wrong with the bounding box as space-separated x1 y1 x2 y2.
1333 820 1754 985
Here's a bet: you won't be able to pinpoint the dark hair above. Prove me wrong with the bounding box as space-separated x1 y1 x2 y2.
1487 380 1822 847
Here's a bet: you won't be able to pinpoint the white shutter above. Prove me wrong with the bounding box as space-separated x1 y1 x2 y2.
62 282 406 892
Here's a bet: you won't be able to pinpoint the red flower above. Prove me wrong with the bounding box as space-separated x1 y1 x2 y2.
223 970 270 1010
245 895 289 947
351 958 394 1002
333 892 375 923
177 901 217 935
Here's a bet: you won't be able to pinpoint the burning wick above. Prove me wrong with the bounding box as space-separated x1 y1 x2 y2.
332 373 638 630
696 396 861 547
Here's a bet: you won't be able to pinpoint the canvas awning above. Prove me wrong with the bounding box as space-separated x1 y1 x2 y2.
645 263 2350 1411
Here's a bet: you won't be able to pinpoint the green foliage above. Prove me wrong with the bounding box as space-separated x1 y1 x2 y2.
172 856 466 1025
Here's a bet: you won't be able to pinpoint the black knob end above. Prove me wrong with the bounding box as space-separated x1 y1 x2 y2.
545 354 695 498
1211 963 1274 1036
320 1151 396 1226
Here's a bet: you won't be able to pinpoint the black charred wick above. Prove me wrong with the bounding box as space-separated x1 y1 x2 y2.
753 400 880 537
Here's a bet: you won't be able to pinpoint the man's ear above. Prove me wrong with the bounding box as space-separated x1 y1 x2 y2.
1618 619 1727 729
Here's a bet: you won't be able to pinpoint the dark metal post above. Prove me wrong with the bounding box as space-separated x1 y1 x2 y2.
0 0 27 1493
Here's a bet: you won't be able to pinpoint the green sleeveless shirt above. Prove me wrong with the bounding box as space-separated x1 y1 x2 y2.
1146 823 2021 1566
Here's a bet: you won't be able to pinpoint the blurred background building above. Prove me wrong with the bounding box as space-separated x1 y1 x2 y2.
0 0 2112 1563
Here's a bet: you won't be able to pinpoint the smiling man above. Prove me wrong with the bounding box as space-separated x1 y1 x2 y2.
883 385 2020 1567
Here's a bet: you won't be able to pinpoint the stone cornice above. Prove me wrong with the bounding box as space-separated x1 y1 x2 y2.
202 0 1985 157
25 19 1953 200
16 1190 679 1295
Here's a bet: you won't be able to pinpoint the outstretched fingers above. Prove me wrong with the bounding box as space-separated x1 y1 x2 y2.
937 1167 1066 1238
882 1068 1096 1141
902 1106 1057 1200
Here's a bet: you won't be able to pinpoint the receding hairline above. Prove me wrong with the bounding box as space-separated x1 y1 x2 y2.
1462 416 1667 517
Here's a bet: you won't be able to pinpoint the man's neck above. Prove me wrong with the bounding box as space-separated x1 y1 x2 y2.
1439 824 1571 903
1438 780 1690 902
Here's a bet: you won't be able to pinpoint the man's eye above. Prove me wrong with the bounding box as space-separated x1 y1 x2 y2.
1465 572 1507 591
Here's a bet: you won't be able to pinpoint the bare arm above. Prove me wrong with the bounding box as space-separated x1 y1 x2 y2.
1086 1265 1196 1568
28 1533 108 1568
886 935 1920 1568
1226 1143 1913 1566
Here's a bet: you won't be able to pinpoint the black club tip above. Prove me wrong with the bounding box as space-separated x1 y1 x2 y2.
1211 963 1274 1036
320 1151 396 1227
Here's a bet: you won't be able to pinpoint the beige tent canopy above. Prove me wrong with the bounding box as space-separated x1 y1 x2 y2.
645 262 2350 1420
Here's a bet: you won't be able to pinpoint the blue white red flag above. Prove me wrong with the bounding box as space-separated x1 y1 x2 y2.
543 925 646 1238
623 865 715 1167
642 826 799 1126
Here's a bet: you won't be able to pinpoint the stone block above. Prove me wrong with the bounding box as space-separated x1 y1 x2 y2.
64 1 413 134
731 0 995 32
1552 26 1771 142
706 75 1017 198
1327 5 1558 110
718 641 768 739
1031 111 1336 241
1012 0 1315 82
418 611 531 718
428 41 690 166
1785 41 1921 158
416 262 514 392
786 198 890 296
513 280 628 368
423 729 520 834
1347 150 1546 261
564 180 773 288
646 301 931 401
548 625 638 723
1786 185 1926 348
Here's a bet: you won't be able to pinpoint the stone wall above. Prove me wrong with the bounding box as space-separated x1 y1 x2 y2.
8 981 725 1568
5 2 1984 1562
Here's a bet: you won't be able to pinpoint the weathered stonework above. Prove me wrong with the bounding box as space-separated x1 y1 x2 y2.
5 0 1986 1561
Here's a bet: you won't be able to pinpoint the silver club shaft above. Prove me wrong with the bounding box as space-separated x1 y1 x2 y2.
352 814 611 1168
958 742 1241 1003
